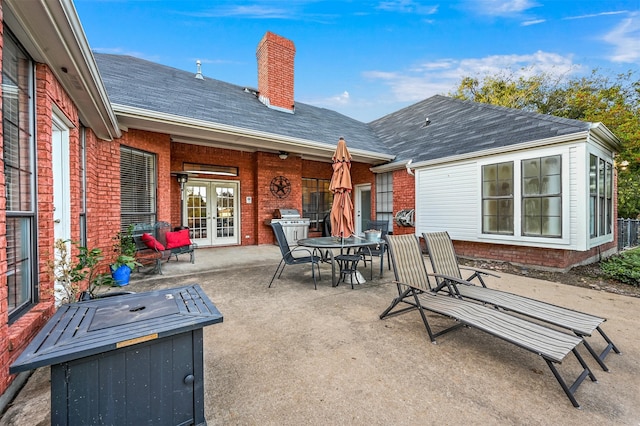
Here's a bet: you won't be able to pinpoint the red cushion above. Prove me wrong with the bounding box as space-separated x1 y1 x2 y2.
165 229 192 249
141 233 165 251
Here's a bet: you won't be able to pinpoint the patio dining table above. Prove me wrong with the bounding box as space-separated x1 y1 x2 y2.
297 236 386 286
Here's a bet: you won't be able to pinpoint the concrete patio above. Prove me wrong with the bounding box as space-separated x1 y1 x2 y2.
1 244 639 425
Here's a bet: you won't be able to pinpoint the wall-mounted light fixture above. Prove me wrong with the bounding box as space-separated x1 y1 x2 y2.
175 173 189 226
278 151 289 160
176 174 189 201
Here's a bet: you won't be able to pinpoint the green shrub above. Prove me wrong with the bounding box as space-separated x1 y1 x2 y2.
600 247 640 287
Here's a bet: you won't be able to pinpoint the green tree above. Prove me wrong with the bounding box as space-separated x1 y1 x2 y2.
452 69 640 218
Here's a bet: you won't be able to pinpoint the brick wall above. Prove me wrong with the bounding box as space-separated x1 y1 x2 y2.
256 32 295 112
392 169 415 235
171 143 257 244
1 60 85 394
454 239 618 271
119 129 172 223
256 152 303 244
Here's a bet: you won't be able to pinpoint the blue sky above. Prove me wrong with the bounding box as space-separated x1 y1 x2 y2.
74 0 640 122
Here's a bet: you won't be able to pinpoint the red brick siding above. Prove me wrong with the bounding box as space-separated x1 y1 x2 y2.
256 32 295 111
171 143 257 244
119 129 172 223
85 130 121 259
454 239 618 271
392 169 415 235
256 152 303 244
1 61 86 394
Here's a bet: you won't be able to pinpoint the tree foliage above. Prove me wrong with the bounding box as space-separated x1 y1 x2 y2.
451 69 640 218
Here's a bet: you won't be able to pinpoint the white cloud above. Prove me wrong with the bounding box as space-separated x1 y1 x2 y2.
377 1 438 15
464 0 539 17
362 51 577 103
521 19 545 26
308 91 351 108
603 12 640 63
564 10 628 20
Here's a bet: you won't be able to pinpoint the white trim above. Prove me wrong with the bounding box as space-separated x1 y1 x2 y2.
113 103 395 163
475 148 571 247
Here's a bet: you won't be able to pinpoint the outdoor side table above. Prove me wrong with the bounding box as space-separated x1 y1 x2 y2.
10 284 223 426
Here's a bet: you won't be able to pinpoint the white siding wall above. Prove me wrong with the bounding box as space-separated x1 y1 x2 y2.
413 142 601 250
415 161 479 240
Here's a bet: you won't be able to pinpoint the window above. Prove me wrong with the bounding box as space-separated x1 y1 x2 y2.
3 31 36 318
589 154 613 238
482 162 513 235
302 178 331 232
522 155 561 237
375 172 393 231
120 147 157 230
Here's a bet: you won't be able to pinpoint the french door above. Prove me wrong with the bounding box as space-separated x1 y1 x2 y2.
185 180 239 246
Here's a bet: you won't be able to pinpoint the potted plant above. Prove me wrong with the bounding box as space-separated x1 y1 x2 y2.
50 239 116 304
111 225 141 286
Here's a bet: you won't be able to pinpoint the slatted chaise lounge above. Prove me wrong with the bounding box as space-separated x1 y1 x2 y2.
380 234 597 408
422 231 621 371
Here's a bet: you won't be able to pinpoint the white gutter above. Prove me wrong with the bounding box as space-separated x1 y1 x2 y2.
113 103 396 162
589 122 622 150
371 130 592 173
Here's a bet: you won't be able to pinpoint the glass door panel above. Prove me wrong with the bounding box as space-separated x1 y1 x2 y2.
186 180 239 246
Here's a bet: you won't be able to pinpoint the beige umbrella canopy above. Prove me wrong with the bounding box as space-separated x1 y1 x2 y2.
330 137 355 238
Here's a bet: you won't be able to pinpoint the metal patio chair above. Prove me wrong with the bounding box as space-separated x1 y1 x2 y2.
269 222 322 289
422 231 621 371
357 219 391 278
380 233 597 408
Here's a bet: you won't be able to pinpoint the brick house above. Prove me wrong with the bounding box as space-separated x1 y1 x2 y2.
0 0 619 399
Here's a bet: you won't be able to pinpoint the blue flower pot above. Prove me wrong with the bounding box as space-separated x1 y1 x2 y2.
111 264 132 286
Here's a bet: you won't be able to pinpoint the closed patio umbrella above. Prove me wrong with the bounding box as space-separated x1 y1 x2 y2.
330 137 354 238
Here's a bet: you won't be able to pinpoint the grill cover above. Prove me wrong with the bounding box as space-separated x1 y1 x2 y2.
273 209 300 219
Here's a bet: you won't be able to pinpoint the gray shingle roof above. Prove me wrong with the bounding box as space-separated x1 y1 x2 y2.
369 95 591 164
94 54 389 155
95 54 594 167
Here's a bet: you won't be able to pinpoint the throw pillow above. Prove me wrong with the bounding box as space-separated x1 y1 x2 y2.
165 229 192 249
141 233 165 251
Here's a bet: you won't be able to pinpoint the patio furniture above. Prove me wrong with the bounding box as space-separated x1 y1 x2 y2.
10 284 223 425
335 253 363 288
298 236 379 286
132 223 164 274
156 222 196 263
380 234 596 408
269 222 322 289
357 219 391 278
423 231 621 371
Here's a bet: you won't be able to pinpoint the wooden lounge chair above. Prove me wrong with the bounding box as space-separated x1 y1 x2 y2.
269 222 322 289
422 231 621 371
380 234 597 408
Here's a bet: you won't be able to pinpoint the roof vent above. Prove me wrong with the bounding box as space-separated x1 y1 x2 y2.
195 60 204 80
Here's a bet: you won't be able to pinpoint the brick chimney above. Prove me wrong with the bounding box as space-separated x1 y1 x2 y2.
256 32 296 113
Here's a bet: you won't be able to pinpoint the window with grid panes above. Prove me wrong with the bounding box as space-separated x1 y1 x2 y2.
302 178 331 232
521 155 561 237
589 154 613 238
482 162 514 235
3 30 36 318
375 173 394 232
120 147 157 230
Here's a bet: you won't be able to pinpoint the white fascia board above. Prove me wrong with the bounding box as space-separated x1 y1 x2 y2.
589 122 622 151
113 103 395 162
404 131 591 170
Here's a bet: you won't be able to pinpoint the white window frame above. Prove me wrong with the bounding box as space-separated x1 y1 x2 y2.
478 147 570 246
